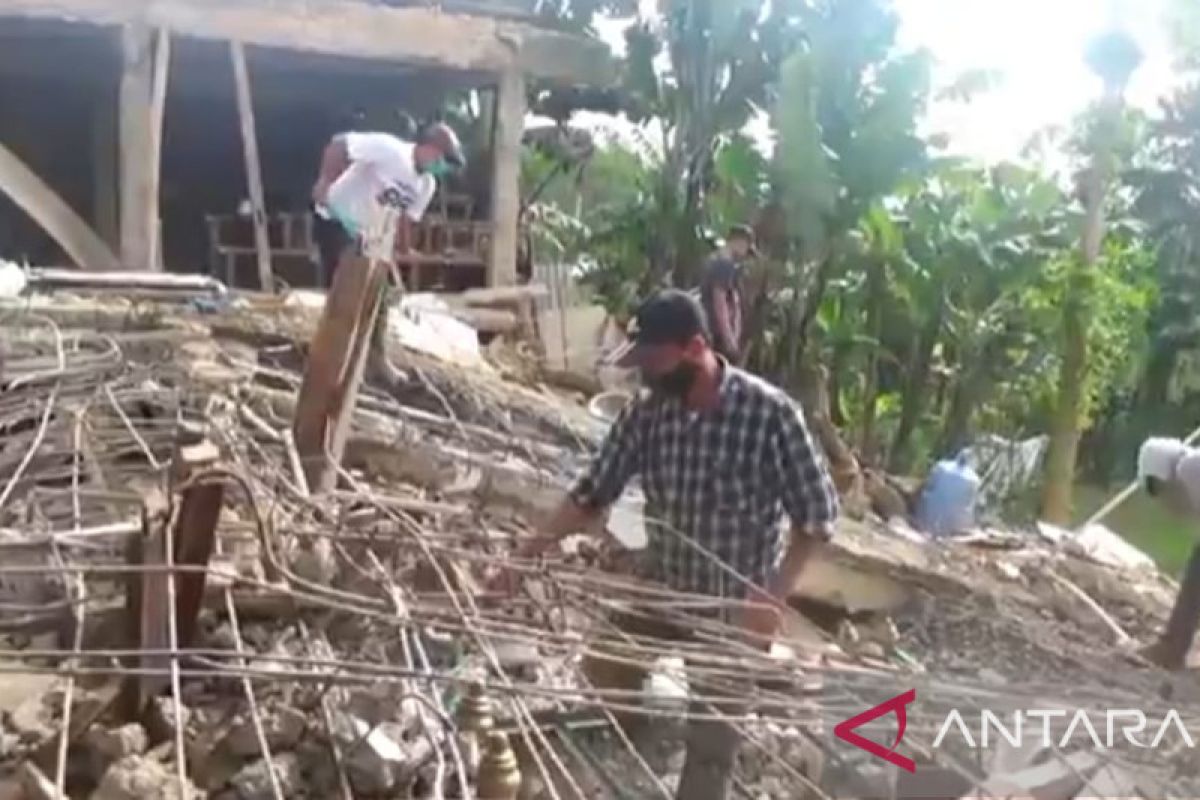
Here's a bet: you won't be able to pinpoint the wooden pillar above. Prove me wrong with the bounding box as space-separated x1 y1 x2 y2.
488 68 525 287
92 91 119 249
230 41 274 292
119 25 168 271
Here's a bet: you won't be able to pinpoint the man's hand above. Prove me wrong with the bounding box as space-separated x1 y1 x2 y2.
486 536 558 595
738 584 785 649
312 179 331 208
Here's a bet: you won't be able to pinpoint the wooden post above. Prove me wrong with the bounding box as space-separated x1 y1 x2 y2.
147 29 170 272
119 24 168 271
292 254 388 494
92 92 119 249
230 41 274 292
488 68 525 287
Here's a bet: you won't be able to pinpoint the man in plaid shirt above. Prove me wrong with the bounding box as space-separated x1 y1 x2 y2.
512 289 838 799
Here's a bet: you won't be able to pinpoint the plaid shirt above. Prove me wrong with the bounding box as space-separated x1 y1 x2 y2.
570 364 839 600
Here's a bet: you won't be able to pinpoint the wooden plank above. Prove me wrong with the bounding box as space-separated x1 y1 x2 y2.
292 255 388 494
488 68 525 287
0 0 615 84
119 439 220 719
0 140 120 270
230 41 274 292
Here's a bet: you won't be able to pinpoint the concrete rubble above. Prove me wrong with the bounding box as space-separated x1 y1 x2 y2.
0 286 1194 798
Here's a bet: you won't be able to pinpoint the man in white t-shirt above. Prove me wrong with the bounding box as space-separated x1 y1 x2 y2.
310 123 465 387
1136 437 1200 669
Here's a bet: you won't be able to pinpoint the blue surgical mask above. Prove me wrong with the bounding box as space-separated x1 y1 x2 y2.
424 158 453 178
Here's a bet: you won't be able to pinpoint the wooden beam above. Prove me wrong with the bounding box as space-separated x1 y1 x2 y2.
488 68 525 287
292 254 388 494
230 41 273 292
0 0 615 84
0 139 120 270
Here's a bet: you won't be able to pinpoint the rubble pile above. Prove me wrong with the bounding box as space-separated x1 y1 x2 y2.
0 289 1196 799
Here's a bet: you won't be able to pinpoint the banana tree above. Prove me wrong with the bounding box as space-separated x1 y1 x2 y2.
621 0 808 286
769 0 932 385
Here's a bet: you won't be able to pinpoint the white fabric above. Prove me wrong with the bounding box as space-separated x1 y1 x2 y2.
323 132 436 236
1175 450 1200 514
1137 437 1189 483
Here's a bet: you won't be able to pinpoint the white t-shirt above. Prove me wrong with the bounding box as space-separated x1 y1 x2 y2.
322 132 437 236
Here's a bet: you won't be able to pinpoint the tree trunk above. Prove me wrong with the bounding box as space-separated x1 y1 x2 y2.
1041 280 1089 524
1041 156 1106 523
858 260 886 458
889 288 945 473
937 342 996 458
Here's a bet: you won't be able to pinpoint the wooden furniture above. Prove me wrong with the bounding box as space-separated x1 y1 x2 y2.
206 211 320 289
204 193 507 292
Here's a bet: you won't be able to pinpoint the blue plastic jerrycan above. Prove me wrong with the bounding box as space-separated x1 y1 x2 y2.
915 450 981 538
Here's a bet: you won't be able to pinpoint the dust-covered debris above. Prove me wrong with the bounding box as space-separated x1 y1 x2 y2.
0 290 1195 800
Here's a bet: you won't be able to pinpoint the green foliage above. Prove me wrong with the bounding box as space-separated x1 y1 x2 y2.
520 0 1200 501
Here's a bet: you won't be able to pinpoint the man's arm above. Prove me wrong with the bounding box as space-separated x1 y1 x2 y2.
395 215 413 255
396 179 435 256
712 290 736 354
312 134 350 206
742 396 839 643
514 402 643 560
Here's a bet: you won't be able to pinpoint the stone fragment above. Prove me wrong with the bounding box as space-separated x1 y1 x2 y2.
145 698 192 744
221 706 307 757
85 724 149 761
90 756 195 800
231 753 302 800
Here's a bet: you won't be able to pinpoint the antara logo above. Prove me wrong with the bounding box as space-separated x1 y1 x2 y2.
833 689 917 773
836 689 1198 771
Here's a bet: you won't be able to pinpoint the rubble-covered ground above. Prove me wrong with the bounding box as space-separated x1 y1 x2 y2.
0 289 1197 799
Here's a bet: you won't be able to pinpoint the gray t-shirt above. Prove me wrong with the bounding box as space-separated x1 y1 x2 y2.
700 255 742 348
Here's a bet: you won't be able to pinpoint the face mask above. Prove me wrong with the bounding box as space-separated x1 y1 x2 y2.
643 361 698 398
424 158 453 178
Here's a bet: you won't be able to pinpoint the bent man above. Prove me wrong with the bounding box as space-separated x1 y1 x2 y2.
310 123 465 387
505 290 838 799
1137 436 1200 669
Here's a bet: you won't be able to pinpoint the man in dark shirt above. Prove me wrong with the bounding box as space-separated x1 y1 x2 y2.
700 224 757 364
503 290 838 799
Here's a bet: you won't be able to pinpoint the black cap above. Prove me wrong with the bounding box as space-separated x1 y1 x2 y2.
617 290 710 367
727 224 759 256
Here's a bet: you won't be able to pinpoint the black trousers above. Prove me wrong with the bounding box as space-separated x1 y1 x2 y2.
313 212 351 287
1158 543 1200 666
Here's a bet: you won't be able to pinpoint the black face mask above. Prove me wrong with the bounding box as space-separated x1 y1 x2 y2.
643 361 699 398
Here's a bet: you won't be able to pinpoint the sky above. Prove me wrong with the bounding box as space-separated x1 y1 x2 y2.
895 0 1178 162
582 0 1183 165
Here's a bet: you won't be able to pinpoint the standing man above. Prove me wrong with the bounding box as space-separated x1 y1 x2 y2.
505 290 838 799
310 123 465 387
1136 437 1200 669
699 224 757 365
